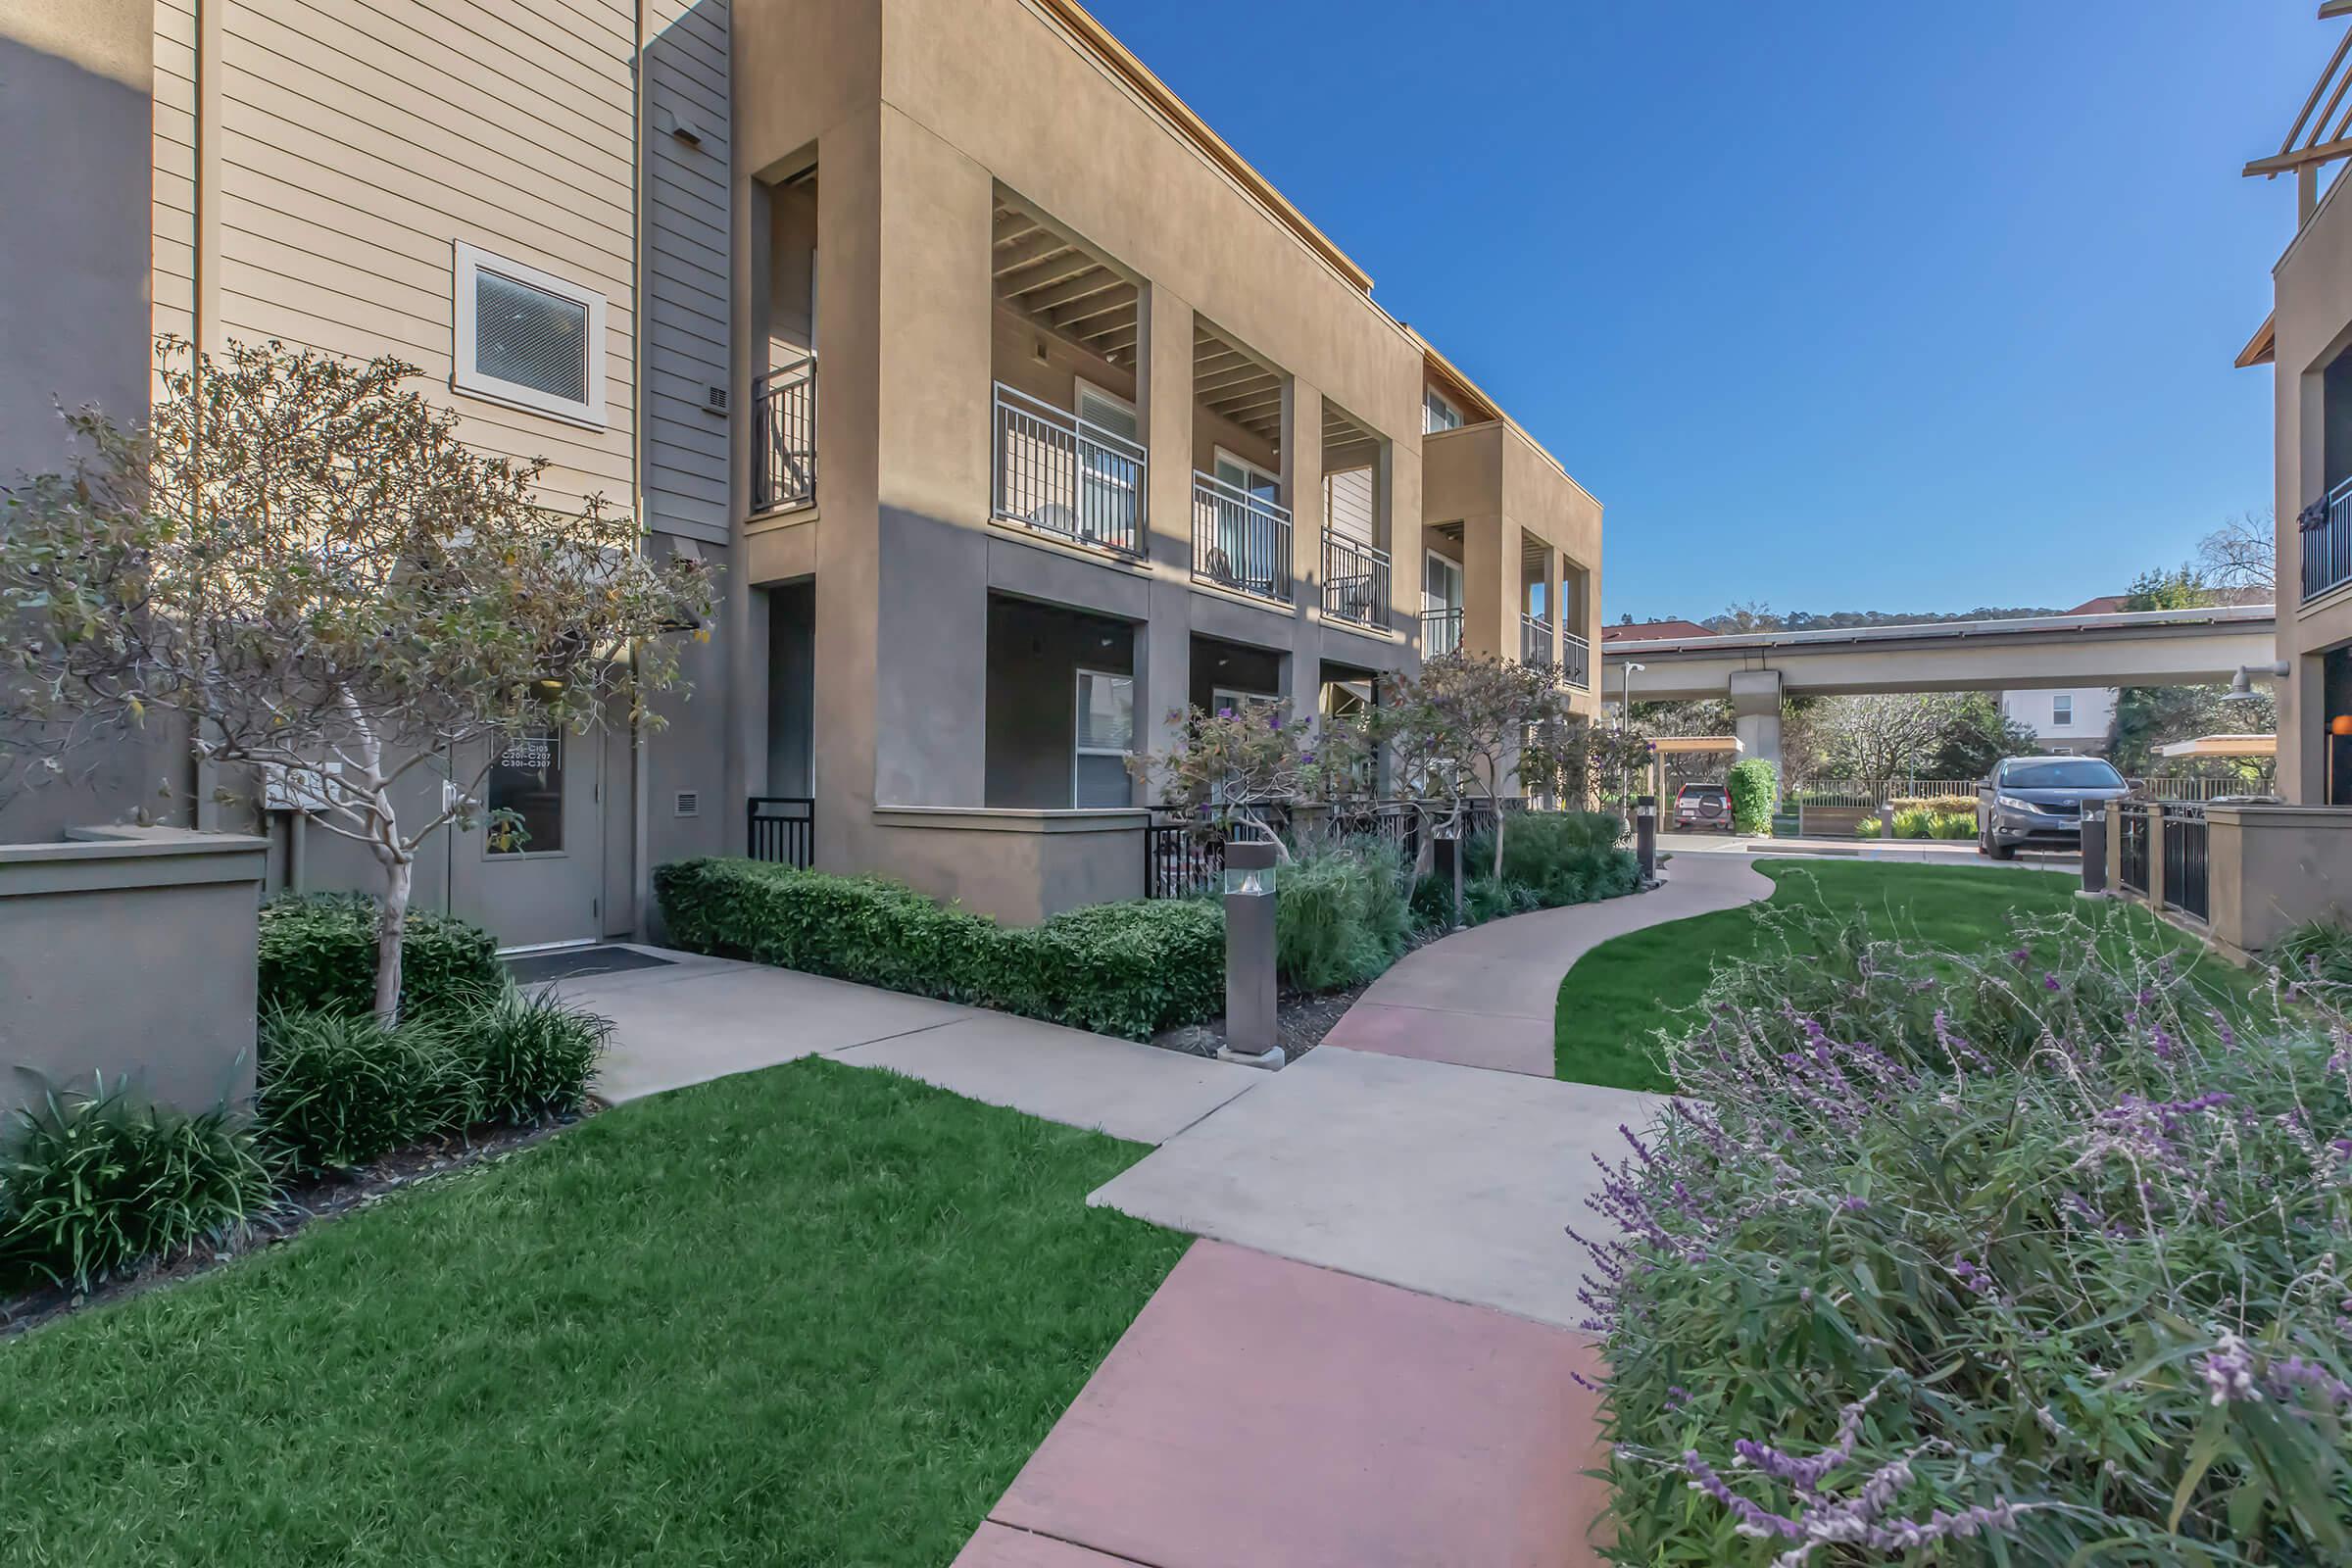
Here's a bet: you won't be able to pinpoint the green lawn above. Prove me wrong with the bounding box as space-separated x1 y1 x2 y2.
1555 858 2256 1092
0 1059 1185 1567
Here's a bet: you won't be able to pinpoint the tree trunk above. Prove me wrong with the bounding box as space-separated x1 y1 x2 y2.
1489 790 1507 880
373 856 411 1025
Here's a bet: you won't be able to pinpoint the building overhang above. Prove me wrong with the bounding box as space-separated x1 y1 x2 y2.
2237 312 2277 368
2156 734 2278 759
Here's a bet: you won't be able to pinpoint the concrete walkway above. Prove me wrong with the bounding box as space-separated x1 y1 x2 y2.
1324 855 1774 1076
557 949 1259 1145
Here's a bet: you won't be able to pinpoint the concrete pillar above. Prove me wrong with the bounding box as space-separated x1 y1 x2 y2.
1137 283 1197 792
1730 668 1783 775
1282 378 1324 719
1460 516 1511 660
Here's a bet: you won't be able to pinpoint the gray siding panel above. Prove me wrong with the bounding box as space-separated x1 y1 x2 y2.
643 0 731 545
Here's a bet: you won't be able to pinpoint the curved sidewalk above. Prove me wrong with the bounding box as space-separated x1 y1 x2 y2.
1323 855 1775 1076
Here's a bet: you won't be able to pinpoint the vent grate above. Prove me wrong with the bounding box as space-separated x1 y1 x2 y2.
673 791 700 818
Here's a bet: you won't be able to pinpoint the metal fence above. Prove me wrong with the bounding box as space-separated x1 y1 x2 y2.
1191 471 1292 604
2301 472 2352 602
1322 530 1391 628
747 796 814 868
1422 606 1463 657
2161 803 2209 922
753 355 815 513
1561 630 1591 689
1519 613 1553 667
2116 801 2151 897
2135 773 2275 803
1142 798 1539 900
991 382 1147 557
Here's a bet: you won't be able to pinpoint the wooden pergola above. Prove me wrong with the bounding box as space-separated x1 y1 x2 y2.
2155 734 2278 760
1645 734 1742 802
2245 3 2352 223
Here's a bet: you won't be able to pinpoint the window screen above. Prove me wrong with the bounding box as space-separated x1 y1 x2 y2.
1075 671 1134 754
475 270 589 404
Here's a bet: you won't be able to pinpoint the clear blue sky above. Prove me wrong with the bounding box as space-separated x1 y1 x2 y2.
1083 0 2321 621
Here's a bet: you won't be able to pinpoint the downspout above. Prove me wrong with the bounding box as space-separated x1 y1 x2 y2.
629 0 654 938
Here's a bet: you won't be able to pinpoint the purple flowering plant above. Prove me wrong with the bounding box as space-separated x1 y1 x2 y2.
1581 894 2352 1562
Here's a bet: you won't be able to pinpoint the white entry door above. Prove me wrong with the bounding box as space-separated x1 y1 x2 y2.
445 727 606 950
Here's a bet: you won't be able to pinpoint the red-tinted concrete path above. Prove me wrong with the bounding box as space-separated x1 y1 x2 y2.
1325 856 1772 1076
953 1241 1613 1568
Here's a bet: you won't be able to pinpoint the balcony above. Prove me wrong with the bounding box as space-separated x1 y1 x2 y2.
1321 530 1390 629
1519 612 1553 667
1422 606 1462 656
2302 474 2352 601
1561 630 1591 689
1191 471 1292 604
753 354 815 514
992 382 1147 559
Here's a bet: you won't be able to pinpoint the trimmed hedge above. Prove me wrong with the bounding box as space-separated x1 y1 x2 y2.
1725 758 1778 835
654 859 1223 1041
258 894 502 1018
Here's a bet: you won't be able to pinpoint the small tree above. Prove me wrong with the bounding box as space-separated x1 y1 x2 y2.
1811 693 1952 799
1127 699 1367 858
2196 510 2276 594
1724 757 1778 835
1374 652 1575 879
0 340 716 1020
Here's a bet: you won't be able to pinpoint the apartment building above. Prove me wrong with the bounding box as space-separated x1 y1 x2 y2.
0 0 1602 942
2242 10 2352 808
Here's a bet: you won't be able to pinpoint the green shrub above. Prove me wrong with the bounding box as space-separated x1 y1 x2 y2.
1853 814 1883 838
1000 899 1224 1039
1725 758 1778 834
1891 807 1933 839
655 859 1225 1041
1274 841 1410 993
1886 793 1979 815
460 988 607 1123
1929 809 1976 839
1586 906 2352 1563
2276 917 2352 984
258 894 501 1019
0 1078 275 1289
1408 869 1457 930
1460 875 1539 926
257 1005 472 1173
1472 811 1640 909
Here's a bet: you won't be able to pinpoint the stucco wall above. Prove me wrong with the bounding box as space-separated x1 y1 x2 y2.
0 829 265 1114
2272 172 2352 801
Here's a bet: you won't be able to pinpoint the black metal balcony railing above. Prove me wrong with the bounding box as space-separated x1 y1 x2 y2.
1561 630 1592 689
992 383 1147 558
2162 802 2209 922
1321 530 1391 628
1519 612 1553 667
747 795 814 868
753 355 816 514
1422 606 1463 657
2116 800 2151 897
1191 471 1292 604
2301 474 2352 601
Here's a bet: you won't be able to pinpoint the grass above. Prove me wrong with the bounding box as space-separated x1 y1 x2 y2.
1554 858 2261 1092
0 1058 1186 1567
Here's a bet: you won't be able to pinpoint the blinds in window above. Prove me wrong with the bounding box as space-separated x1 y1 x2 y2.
475 270 589 403
1324 467 1374 543
1075 671 1134 753
1076 385 1138 442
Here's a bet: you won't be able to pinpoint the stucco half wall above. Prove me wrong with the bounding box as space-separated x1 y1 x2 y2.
867 807 1147 925
0 827 267 1114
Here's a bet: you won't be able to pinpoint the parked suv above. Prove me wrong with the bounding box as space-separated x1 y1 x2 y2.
1675 782 1735 833
1977 755 2130 859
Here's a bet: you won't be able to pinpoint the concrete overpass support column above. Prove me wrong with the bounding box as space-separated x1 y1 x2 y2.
1730 669 1783 776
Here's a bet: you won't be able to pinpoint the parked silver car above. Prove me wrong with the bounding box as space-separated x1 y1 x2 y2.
1976 755 2131 859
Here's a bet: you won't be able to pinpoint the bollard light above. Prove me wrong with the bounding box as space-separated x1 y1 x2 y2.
1635 794 1657 881
1222 839 1280 1061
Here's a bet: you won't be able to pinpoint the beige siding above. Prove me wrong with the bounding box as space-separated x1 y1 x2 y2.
153 0 646 509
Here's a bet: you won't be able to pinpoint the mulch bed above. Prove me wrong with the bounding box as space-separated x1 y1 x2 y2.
1150 924 1453 1064
0 1108 593 1341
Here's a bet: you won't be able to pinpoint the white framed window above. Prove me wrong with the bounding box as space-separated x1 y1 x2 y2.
1074 669 1135 755
2051 694 2074 728
1212 447 1281 506
1424 388 1462 435
453 241 607 428
1423 550 1463 612
1212 686 1278 716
